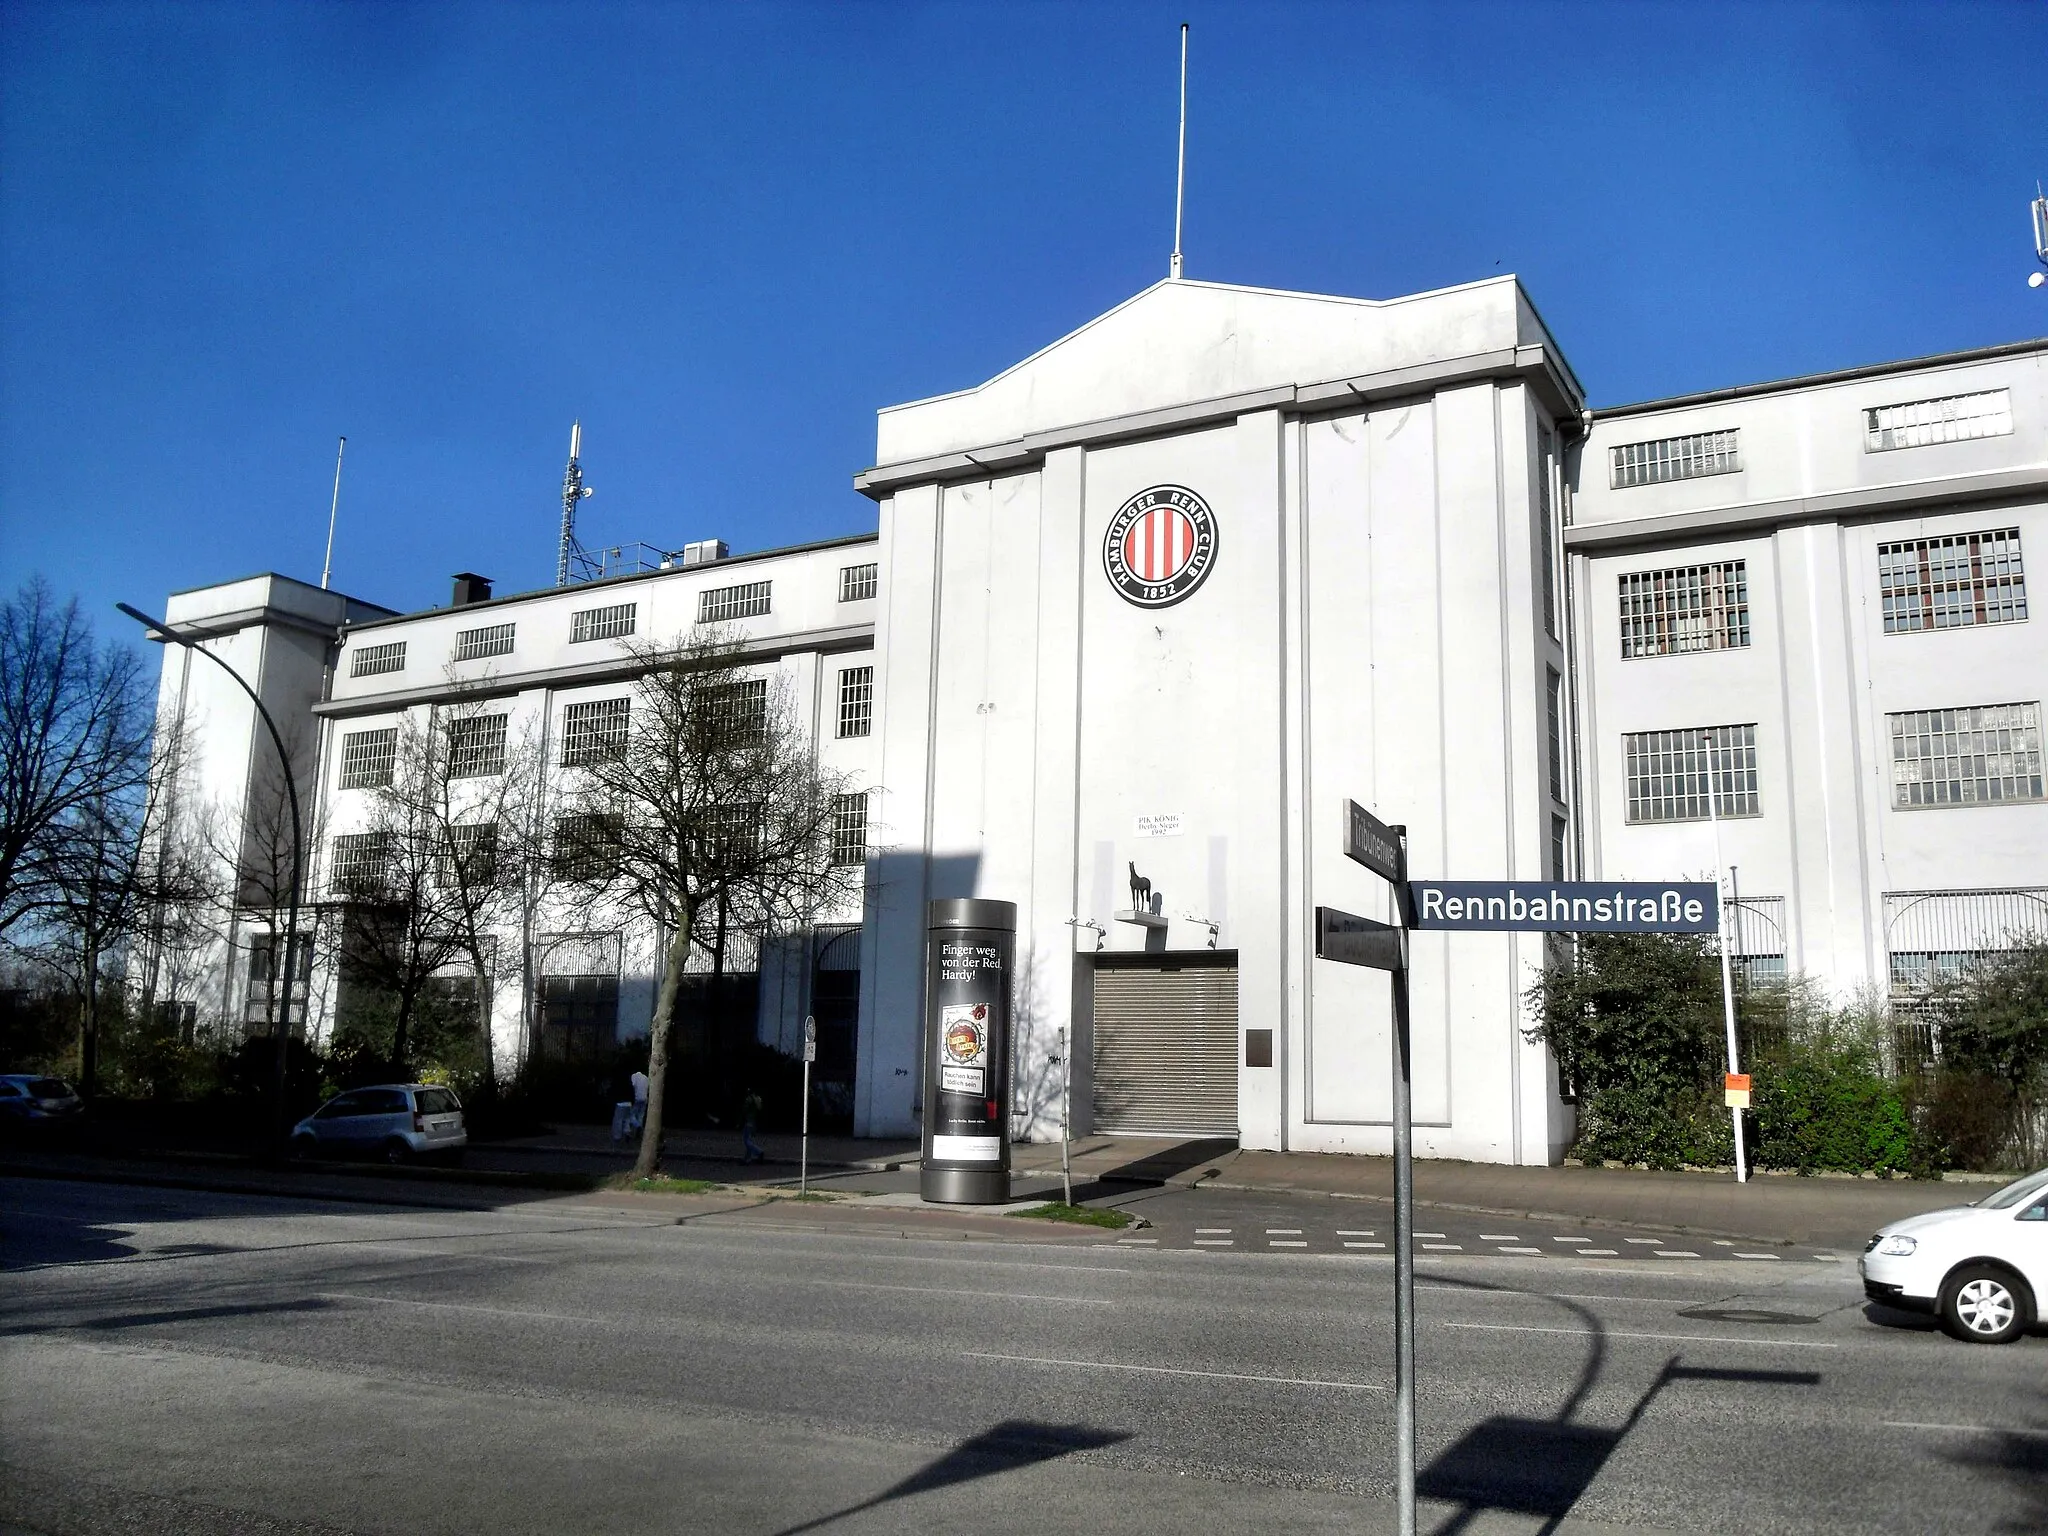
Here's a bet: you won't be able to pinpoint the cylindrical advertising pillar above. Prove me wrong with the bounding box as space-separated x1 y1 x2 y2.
920 898 1016 1205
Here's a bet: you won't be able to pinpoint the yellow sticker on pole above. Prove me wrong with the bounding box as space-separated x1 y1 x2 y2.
1724 1072 1751 1108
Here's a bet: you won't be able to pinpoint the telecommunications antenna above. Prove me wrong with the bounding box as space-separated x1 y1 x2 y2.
555 421 596 587
2031 184 2048 289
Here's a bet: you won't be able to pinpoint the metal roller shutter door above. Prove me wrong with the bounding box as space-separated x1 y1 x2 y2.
1091 965 1239 1136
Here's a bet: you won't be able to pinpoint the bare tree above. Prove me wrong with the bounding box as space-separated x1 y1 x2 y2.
220 731 327 1044
0 578 153 940
565 628 856 1178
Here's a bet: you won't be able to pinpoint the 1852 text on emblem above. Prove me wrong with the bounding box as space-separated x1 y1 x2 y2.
1103 484 1219 608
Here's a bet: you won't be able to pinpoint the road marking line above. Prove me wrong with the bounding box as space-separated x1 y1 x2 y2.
1550 1236 1591 1243
1624 1239 1661 1245
1265 1229 1303 1235
1498 1246 1542 1254
1415 1232 1447 1239
1195 1228 1232 1235
1882 1421 2048 1441
1446 1322 1836 1349
963 1352 1387 1392
1576 1249 1619 1257
1712 1240 1734 1246
1344 1242 1386 1250
1336 1230 1376 1237
838 1281 1116 1305
1733 1253 1782 1260
1812 1254 1841 1262
1269 1241 1309 1248
1479 1235 1519 1242
1117 1238 1157 1245
316 1292 600 1325
1656 1251 1700 1258
1421 1243 1463 1251
1193 1239 1234 1247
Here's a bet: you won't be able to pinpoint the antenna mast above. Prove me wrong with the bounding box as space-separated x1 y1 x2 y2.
1170 22 1188 280
320 436 346 590
556 421 593 587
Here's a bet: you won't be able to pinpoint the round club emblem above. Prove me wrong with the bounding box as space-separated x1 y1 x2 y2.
1103 484 1218 608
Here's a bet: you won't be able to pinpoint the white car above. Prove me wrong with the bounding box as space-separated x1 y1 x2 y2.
1861 1166 2048 1344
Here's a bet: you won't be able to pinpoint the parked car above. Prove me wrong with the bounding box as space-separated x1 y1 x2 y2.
1861 1165 2048 1344
290 1084 466 1164
0 1074 84 1138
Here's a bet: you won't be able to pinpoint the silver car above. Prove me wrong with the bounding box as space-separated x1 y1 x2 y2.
290 1083 466 1164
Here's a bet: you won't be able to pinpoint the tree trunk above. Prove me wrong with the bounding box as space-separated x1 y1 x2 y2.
472 946 497 1104
634 909 694 1180
79 937 101 1100
391 992 413 1078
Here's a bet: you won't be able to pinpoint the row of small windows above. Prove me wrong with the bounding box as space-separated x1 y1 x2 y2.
1619 528 2026 659
1622 702 2044 823
346 560 881 681
330 795 871 895
1611 389 2014 492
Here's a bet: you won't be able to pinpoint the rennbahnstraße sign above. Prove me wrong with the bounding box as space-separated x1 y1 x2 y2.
1407 881 1719 934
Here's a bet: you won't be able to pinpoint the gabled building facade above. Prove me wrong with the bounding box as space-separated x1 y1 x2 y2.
141 274 2047 1165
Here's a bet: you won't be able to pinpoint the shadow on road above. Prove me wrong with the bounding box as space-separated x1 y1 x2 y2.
767 1420 1130 1536
1416 1285 1821 1535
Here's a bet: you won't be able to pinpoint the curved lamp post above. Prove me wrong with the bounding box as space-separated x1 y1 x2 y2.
119 603 305 1162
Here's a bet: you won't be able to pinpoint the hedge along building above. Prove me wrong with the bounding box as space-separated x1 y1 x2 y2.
853 275 1585 1164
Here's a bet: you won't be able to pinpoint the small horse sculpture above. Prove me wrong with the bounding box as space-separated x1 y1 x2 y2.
1128 862 1152 914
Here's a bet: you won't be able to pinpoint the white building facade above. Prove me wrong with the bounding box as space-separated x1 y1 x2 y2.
143 275 2047 1166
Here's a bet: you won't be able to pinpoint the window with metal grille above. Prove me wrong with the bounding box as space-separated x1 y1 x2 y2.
338 727 397 790
699 580 771 622
1537 428 1558 639
1888 702 2044 808
1609 429 1741 489
839 563 878 602
446 713 507 779
561 697 629 765
330 831 393 898
454 622 515 661
1546 668 1565 804
830 793 867 867
1623 724 1760 823
1619 561 1750 656
1865 388 2012 453
700 802 762 859
436 821 500 888
1877 528 2027 634
570 603 636 643
1549 815 1568 882
1727 895 1787 988
552 813 622 882
837 665 873 738
703 678 767 741
350 641 406 678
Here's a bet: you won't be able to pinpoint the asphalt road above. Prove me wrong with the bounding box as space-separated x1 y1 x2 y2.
2 1176 2043 1536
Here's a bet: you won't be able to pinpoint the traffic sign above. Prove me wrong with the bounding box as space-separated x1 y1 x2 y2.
1314 906 1405 971
803 1015 818 1064
1343 800 1405 884
1407 880 1718 934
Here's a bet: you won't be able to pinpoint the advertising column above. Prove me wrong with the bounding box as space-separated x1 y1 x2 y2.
920 899 1016 1204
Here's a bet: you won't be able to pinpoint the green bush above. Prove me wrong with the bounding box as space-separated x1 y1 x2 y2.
1751 1045 1910 1174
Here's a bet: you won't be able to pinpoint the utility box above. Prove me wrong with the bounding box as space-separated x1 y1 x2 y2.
919 899 1015 1204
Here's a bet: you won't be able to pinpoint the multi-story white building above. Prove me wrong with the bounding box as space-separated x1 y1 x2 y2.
142 274 2047 1164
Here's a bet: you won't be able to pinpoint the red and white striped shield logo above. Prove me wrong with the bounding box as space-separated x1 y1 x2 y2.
1102 485 1218 608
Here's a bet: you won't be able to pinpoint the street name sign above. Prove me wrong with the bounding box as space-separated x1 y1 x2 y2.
1343 799 1404 884
1314 906 1405 971
1407 880 1719 934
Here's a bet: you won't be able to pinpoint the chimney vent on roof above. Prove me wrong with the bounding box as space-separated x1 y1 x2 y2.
679 539 728 567
451 573 493 607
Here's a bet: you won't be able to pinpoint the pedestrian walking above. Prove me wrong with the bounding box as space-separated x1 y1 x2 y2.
629 1068 649 1136
740 1087 764 1163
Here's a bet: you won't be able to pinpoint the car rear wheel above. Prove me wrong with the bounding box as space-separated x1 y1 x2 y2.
1940 1264 2033 1344
378 1138 411 1166
289 1134 318 1161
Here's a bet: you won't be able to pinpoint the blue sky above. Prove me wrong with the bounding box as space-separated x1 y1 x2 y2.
2 1 2043 628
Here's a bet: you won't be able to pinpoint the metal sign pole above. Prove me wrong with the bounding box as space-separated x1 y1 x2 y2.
1059 1024 1074 1207
1390 829 1416 1536
801 1015 816 1196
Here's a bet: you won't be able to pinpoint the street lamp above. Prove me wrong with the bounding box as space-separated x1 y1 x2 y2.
118 603 305 1162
